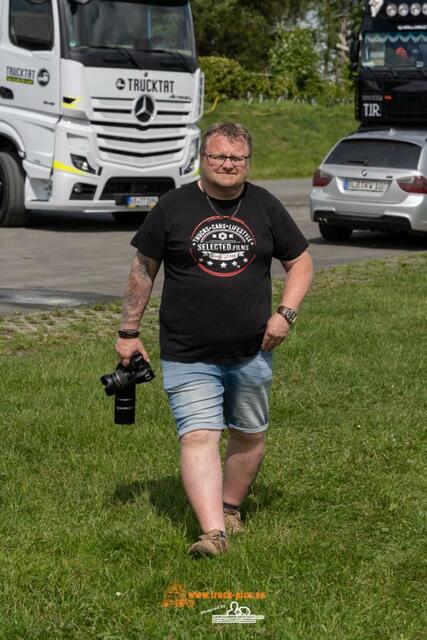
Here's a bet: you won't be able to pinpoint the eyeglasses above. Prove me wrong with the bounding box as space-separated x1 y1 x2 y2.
202 153 250 167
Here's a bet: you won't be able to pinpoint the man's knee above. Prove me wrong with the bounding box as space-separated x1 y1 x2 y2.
228 429 265 446
180 429 222 448
229 429 265 443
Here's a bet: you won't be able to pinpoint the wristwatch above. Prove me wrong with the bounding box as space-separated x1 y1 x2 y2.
276 305 298 325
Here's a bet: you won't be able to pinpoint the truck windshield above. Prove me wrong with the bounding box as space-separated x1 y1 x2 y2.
62 0 196 70
362 31 427 69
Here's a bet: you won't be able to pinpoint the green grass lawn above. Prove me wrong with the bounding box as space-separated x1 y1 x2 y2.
200 100 357 180
0 254 426 639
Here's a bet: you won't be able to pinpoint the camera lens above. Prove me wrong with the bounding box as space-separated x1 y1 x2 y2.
100 373 116 396
115 384 136 424
100 368 131 395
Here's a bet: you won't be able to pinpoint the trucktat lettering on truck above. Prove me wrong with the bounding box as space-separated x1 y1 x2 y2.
0 0 204 227
351 0 427 127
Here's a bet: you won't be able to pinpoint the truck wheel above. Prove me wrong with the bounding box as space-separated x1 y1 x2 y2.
111 211 148 226
0 151 28 227
319 223 352 242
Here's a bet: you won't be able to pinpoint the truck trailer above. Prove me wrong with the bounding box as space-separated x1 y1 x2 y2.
0 0 203 226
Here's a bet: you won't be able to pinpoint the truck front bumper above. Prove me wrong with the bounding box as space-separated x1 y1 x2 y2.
25 118 200 213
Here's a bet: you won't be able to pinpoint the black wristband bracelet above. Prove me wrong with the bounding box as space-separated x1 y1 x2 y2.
118 329 140 339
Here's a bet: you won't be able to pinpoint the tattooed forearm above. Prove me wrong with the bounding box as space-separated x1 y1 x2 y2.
121 252 160 326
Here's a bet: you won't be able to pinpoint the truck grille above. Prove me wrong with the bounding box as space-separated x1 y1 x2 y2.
91 96 191 167
385 94 427 121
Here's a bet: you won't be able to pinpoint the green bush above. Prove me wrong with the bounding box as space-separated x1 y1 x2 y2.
199 56 247 101
200 56 277 101
314 79 354 106
200 51 354 104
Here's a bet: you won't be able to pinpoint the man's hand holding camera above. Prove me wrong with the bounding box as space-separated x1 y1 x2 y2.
116 333 150 368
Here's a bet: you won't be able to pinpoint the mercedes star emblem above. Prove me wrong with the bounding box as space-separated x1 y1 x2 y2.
116 78 126 90
361 169 368 177
134 94 156 123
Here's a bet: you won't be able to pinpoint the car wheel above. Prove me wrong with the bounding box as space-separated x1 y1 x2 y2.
0 151 28 227
111 211 148 226
319 223 352 242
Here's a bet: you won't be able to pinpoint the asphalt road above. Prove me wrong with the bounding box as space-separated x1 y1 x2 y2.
1 178 426 315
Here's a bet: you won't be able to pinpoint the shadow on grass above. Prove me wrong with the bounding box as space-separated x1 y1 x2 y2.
111 476 284 536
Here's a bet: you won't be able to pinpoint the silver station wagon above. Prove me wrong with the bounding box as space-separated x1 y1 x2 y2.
310 129 427 241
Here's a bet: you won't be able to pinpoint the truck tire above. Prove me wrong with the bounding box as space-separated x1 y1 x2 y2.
0 151 28 227
319 223 352 242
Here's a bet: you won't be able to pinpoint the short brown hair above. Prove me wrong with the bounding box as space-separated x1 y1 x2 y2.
200 122 252 157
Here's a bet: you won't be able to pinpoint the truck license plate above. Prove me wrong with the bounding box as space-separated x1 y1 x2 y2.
344 179 386 192
126 195 158 209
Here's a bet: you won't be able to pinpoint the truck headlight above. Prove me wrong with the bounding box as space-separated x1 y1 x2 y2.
196 74 204 120
181 138 200 176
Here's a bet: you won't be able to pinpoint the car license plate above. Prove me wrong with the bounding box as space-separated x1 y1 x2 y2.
343 179 386 192
126 195 158 209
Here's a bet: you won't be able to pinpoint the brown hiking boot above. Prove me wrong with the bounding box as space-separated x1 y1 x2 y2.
188 529 229 557
224 508 244 534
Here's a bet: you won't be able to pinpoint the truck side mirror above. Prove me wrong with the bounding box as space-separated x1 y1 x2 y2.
349 36 359 70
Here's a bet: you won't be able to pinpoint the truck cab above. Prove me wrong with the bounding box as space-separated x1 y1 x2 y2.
353 1 427 127
0 0 203 226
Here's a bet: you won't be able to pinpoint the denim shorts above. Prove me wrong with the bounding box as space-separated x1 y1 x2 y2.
161 351 273 438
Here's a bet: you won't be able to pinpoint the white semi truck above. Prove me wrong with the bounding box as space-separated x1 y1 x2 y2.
0 0 203 226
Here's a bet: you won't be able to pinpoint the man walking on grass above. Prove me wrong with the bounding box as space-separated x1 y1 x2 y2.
115 122 313 557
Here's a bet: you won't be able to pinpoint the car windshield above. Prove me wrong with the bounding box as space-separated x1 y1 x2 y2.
62 0 196 61
326 139 422 170
362 31 427 69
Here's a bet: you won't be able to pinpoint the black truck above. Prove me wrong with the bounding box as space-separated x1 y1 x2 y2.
352 1 427 126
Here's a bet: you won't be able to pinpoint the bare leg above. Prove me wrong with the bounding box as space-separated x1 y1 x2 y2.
222 430 265 506
180 429 225 533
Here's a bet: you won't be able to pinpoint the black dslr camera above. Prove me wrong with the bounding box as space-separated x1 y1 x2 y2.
100 353 155 424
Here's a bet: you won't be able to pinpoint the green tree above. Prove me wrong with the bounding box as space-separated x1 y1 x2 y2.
192 0 312 71
269 28 322 99
314 0 364 80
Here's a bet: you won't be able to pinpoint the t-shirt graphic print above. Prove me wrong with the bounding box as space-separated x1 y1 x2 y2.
190 215 256 277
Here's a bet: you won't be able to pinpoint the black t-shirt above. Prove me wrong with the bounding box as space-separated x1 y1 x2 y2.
130 181 308 363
